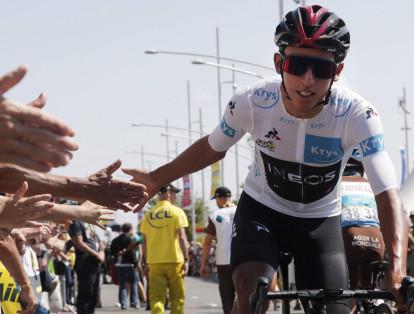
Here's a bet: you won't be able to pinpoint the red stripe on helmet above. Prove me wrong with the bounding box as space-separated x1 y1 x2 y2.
312 15 330 42
296 7 307 44
309 6 328 25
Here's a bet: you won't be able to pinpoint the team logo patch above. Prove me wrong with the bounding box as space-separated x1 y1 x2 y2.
256 139 277 151
228 100 236 115
265 128 281 140
251 86 279 109
328 96 352 117
365 107 378 119
358 134 384 157
220 117 236 138
256 128 281 152
304 134 343 164
261 152 341 203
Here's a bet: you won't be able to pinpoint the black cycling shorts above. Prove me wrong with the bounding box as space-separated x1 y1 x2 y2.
231 192 349 291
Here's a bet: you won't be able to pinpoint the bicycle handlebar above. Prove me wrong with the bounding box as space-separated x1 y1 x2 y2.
250 276 414 314
265 288 395 301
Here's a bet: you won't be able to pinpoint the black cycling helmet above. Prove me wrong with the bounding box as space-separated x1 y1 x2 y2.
275 5 350 63
343 148 364 176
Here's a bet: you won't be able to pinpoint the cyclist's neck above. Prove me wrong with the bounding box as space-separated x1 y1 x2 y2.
280 85 325 119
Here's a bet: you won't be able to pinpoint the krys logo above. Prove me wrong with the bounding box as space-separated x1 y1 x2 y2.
220 117 236 138
359 134 384 157
251 87 279 109
304 134 343 164
329 97 352 117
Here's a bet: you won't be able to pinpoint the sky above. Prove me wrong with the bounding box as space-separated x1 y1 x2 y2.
1 0 413 214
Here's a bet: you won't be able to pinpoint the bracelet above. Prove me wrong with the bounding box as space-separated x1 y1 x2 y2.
19 281 31 289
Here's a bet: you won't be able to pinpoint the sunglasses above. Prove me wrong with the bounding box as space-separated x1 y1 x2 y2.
282 55 337 80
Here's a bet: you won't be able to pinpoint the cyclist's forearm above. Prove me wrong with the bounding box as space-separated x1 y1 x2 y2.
376 189 408 275
151 136 226 186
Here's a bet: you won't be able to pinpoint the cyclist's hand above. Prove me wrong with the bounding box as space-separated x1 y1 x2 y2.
121 168 160 211
385 274 407 313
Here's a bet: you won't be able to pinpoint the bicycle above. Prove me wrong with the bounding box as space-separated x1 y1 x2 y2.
250 276 414 314
276 252 394 314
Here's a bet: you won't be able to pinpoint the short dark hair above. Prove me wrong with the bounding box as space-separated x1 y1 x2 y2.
122 223 133 233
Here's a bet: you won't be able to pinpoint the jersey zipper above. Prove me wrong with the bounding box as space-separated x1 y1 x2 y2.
297 119 306 208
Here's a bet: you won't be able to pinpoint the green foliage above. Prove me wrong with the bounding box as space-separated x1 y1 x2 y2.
184 197 207 241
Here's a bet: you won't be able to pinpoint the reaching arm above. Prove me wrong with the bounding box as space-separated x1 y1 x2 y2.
43 201 114 228
123 136 226 205
0 66 78 172
0 160 147 211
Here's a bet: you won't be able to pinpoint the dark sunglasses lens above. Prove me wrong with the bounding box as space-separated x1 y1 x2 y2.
283 56 308 76
311 58 337 79
283 56 336 79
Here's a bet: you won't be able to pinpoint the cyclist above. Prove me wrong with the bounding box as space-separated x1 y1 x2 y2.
123 5 408 313
341 149 385 290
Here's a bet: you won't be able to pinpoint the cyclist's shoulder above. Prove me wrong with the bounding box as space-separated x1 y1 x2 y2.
329 84 378 117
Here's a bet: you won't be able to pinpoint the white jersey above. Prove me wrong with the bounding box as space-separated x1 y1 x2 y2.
208 78 398 218
208 206 236 265
341 179 380 228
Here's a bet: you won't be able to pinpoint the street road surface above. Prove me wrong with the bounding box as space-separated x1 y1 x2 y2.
96 275 303 313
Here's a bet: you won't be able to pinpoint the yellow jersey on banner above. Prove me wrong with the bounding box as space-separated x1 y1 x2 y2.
210 161 221 198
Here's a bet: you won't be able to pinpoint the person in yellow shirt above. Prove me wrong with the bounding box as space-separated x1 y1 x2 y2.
141 184 189 314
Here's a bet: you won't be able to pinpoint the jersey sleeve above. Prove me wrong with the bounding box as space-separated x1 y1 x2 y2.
346 101 398 194
175 207 189 229
208 88 253 152
204 217 216 236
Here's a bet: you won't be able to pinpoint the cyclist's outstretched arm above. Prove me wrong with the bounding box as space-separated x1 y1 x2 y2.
376 188 409 310
123 135 226 208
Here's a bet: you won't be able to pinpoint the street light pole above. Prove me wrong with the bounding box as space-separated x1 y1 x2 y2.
199 108 206 219
187 81 196 242
231 64 241 199
399 87 411 174
279 0 305 21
